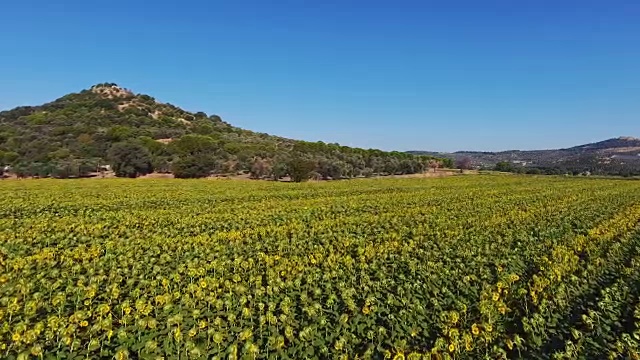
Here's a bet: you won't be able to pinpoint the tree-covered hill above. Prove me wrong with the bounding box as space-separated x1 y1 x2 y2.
0 83 448 179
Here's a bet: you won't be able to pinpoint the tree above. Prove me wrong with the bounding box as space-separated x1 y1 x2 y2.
383 158 400 175
106 126 134 142
428 159 440 173
455 157 473 171
494 161 515 172
270 160 288 180
108 141 153 178
171 155 215 178
152 156 172 173
288 158 316 182
13 163 31 179
169 134 218 157
361 168 374 178
138 136 169 157
317 159 346 180
250 158 271 179
0 151 19 165
396 159 414 175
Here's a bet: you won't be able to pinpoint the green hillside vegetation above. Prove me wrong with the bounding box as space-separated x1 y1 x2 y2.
0 83 450 180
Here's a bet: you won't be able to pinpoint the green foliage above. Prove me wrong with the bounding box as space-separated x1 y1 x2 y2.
494 161 516 172
288 157 316 182
137 136 169 156
317 158 347 179
0 151 19 165
169 134 219 156
106 126 134 142
442 157 454 168
108 141 153 178
270 159 289 180
171 155 215 178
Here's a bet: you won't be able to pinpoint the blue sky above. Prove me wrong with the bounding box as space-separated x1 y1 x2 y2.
1 0 639 152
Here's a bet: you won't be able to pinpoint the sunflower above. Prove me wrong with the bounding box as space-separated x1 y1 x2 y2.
471 324 480 336
213 332 224 345
450 311 460 324
115 349 129 360
284 326 294 339
144 340 158 352
173 327 182 342
238 328 252 341
506 338 514 350
247 342 259 355
11 332 21 342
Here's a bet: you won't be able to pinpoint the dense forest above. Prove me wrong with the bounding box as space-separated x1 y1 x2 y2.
0 83 450 180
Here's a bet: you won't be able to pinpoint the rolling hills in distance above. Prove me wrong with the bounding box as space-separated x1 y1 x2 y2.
410 137 640 176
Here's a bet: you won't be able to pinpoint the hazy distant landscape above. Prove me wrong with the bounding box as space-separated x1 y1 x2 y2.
410 136 640 177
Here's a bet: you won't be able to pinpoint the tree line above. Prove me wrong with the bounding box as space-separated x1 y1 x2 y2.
102 136 453 181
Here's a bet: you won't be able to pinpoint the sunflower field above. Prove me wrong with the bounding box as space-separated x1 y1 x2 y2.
1 176 640 359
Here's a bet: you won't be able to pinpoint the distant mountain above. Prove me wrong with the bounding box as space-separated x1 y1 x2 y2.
409 137 640 176
0 83 441 178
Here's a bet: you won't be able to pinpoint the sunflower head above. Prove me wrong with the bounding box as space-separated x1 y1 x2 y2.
471 324 480 335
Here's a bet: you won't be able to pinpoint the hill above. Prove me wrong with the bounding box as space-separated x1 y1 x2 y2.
409 137 640 176
0 83 445 179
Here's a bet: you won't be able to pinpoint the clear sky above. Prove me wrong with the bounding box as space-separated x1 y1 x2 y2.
1 0 639 152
